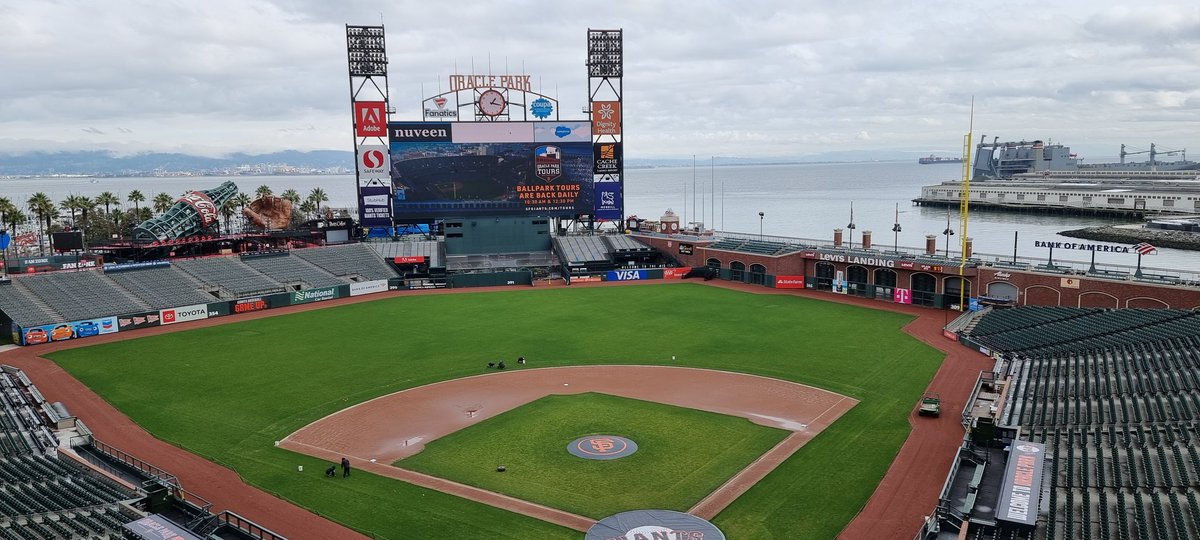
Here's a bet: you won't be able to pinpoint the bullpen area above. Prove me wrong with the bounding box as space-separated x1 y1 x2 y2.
43 283 944 539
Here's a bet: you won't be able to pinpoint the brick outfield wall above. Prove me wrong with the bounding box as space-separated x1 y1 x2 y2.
635 234 1200 310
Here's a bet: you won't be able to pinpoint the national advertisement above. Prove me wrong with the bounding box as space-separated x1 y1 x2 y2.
160 304 209 325
594 182 623 220
291 285 342 305
349 280 388 297
359 185 393 227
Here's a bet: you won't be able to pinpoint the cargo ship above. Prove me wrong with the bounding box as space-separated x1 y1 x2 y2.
918 155 964 165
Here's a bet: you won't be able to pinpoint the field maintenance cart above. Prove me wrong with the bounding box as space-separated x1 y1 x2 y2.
918 393 941 417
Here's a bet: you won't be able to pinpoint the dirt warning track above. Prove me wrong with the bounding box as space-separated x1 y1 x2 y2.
281 365 857 531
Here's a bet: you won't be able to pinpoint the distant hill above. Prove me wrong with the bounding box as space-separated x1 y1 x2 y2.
0 150 354 176
0 148 930 176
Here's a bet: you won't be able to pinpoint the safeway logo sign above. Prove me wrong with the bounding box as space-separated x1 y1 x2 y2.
357 144 389 177
354 101 387 137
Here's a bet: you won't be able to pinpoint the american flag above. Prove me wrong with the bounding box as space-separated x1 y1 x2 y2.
1134 242 1157 256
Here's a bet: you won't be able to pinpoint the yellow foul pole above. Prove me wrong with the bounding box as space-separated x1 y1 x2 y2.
958 97 974 311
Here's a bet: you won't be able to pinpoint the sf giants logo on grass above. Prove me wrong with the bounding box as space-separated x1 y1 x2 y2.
354 101 387 137
606 530 706 540
576 437 628 457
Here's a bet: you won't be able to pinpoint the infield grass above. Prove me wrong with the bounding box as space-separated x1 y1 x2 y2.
396 392 789 518
47 282 944 539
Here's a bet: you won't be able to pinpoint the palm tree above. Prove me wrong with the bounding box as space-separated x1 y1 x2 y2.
0 197 14 230
95 191 120 216
78 196 97 224
127 190 145 218
234 192 251 212
255 185 273 199
27 192 54 254
220 200 237 233
280 188 301 205
153 192 174 214
307 187 329 219
298 200 316 221
60 195 83 225
6 209 26 234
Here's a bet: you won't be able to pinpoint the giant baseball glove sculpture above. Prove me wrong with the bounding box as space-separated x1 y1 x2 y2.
243 196 294 229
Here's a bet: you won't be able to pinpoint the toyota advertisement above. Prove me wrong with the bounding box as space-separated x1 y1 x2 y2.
389 121 595 218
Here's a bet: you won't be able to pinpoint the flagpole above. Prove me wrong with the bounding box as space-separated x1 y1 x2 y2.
1135 252 1143 278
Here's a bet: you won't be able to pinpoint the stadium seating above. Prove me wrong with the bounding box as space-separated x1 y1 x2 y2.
107 266 216 309
12 271 147 324
241 254 347 290
987 307 1200 539
0 282 62 328
292 243 398 282
173 257 286 298
554 236 611 265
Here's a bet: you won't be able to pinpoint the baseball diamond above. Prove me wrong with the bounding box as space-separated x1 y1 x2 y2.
25 282 959 539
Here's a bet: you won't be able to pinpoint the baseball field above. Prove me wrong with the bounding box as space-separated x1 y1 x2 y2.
46 282 944 539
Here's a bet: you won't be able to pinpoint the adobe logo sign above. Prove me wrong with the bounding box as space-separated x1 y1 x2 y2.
354 101 387 137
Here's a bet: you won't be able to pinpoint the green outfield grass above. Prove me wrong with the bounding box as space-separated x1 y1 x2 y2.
47 283 944 539
397 392 789 518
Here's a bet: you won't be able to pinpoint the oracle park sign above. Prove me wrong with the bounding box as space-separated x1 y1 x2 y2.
996 440 1045 527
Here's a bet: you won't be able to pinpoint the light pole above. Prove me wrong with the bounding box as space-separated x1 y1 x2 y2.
892 203 902 253
846 202 856 250
942 210 955 258
758 212 764 240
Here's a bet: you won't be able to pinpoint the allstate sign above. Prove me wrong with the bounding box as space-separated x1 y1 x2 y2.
606 269 646 281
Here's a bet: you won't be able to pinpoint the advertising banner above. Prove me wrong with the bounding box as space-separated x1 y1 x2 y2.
104 260 170 273
606 269 647 281
594 182 623 221
1060 277 1080 289
534 122 591 142
832 271 848 294
591 101 621 135
663 268 690 279
354 101 387 137
775 275 805 289
678 243 693 255
593 142 622 175
968 298 981 311
117 311 161 331
233 297 269 314
996 440 1045 527
8 255 101 274
19 316 118 346
160 304 209 325
389 122 452 142
291 285 341 305
451 122 535 143
390 135 593 218
177 191 219 227
357 144 389 178
349 280 388 297
894 288 913 304
359 185 393 227
393 256 425 265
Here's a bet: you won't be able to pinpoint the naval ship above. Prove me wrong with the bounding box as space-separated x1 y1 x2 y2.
914 137 1200 217
971 138 1198 179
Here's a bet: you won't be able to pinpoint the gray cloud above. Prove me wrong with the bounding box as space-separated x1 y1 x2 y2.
0 0 1197 159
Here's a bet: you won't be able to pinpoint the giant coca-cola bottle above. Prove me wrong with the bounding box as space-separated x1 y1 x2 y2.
132 181 239 243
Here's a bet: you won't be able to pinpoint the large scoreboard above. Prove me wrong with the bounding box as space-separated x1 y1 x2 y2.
388 121 595 219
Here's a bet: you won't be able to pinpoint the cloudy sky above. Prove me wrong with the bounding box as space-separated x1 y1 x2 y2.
2 0 1198 160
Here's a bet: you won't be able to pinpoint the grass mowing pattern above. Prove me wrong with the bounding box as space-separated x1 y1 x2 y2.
396 392 790 519
47 283 943 539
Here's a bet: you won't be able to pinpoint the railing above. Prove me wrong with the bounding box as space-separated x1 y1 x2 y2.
90 438 179 489
640 229 1200 285
219 511 289 540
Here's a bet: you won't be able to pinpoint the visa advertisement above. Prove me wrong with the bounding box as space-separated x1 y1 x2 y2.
389 121 593 218
20 316 118 346
606 269 647 281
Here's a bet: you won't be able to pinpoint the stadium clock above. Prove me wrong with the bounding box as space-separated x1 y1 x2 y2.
478 89 506 117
